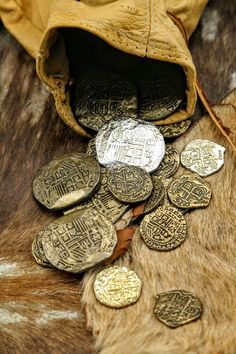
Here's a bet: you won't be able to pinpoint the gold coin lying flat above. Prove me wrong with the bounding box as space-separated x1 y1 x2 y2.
153 145 180 178
154 290 203 328
107 165 153 203
41 208 117 273
33 153 100 210
158 119 191 138
94 266 142 308
168 174 212 209
75 69 137 132
143 177 165 214
86 138 97 158
32 232 53 268
140 205 187 251
181 139 226 177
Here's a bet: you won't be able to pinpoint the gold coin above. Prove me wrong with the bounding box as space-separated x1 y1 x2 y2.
152 145 180 178
63 168 130 223
158 119 191 138
168 174 212 209
107 165 153 203
143 177 165 214
86 138 97 158
41 208 117 273
75 69 137 132
33 153 100 210
94 266 142 308
140 205 187 251
181 139 226 177
32 232 53 268
154 290 203 328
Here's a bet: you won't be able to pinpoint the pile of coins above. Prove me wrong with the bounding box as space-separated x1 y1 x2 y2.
32 68 226 328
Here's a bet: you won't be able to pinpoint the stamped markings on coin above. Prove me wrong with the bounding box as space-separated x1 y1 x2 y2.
143 177 165 214
32 232 53 268
153 145 180 178
140 205 187 251
94 266 142 308
181 139 225 177
41 208 117 273
33 153 100 210
168 174 212 209
75 69 137 131
158 119 191 138
96 118 165 173
86 138 97 158
107 165 153 203
154 290 203 328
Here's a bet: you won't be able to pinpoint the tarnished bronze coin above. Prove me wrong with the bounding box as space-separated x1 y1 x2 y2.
41 208 117 273
94 266 142 308
168 174 212 209
107 165 153 203
136 61 185 121
143 177 165 214
96 118 165 173
75 69 137 131
86 138 97 158
154 290 203 328
140 205 187 251
33 153 100 210
158 119 191 138
181 139 226 177
32 232 53 268
153 145 180 178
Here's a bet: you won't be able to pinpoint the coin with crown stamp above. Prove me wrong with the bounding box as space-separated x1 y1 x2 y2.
96 118 165 173
94 266 142 308
33 153 100 210
154 290 203 328
41 208 117 273
107 165 153 203
168 174 212 209
143 176 165 214
181 139 225 177
32 232 53 268
153 145 180 178
158 119 191 138
75 69 137 131
140 205 187 251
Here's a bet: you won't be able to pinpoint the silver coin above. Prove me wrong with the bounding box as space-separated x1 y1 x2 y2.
86 138 97 158
96 118 165 173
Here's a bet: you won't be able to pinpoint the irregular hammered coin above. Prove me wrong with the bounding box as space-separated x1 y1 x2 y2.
75 69 137 131
32 232 53 268
33 153 100 210
86 138 97 158
143 177 165 214
181 139 226 177
158 119 191 138
153 145 180 178
154 290 203 328
94 266 142 308
96 118 165 173
41 208 117 273
140 205 187 251
107 165 153 203
168 174 212 209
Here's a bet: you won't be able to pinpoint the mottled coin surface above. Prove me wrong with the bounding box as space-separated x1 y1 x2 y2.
168 174 212 209
107 165 153 203
136 61 185 121
140 205 187 251
94 266 142 308
86 138 97 158
32 232 52 268
181 139 225 177
75 69 137 131
143 177 165 214
158 119 191 138
41 208 117 273
33 153 100 210
96 118 165 173
154 290 203 328
153 145 180 178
